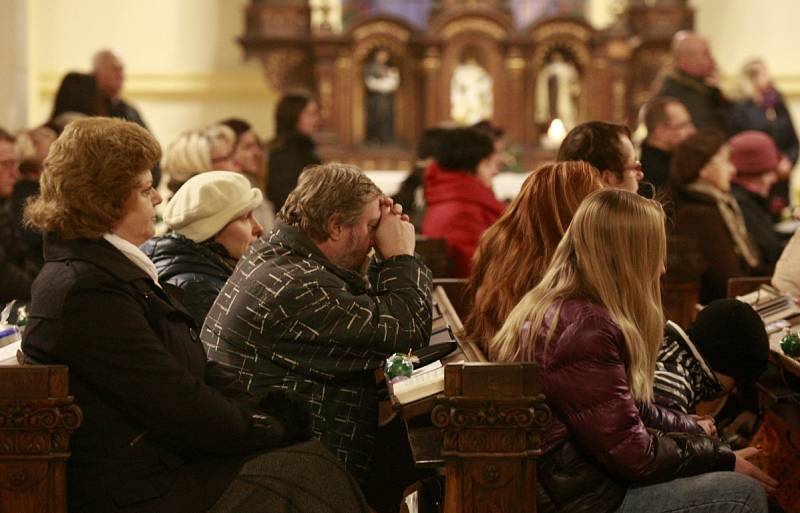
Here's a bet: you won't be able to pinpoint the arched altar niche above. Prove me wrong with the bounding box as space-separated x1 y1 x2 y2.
525 17 594 143
348 16 420 148
430 10 513 129
239 0 696 172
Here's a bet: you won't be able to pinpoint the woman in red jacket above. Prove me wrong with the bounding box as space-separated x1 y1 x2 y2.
421 127 505 277
489 189 774 512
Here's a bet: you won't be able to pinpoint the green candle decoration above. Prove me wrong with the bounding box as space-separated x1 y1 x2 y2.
780 330 800 358
384 352 415 382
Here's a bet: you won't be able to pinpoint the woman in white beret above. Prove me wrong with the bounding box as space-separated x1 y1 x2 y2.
142 170 263 327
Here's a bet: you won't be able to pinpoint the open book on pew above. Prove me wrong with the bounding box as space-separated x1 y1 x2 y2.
736 284 800 333
392 360 449 405
391 285 485 407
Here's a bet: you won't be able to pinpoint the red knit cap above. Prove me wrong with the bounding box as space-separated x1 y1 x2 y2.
729 130 782 175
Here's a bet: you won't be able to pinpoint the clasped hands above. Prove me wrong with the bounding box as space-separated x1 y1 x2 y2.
374 197 416 259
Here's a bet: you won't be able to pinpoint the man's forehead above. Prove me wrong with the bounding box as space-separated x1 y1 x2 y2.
364 197 382 220
351 196 380 224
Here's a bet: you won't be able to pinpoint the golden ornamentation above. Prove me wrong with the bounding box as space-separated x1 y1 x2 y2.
336 56 351 69
422 57 441 70
532 22 591 43
353 22 410 42
530 40 590 73
319 77 333 119
353 39 406 63
612 80 627 121
440 18 507 40
606 40 631 60
505 57 526 71
260 49 308 90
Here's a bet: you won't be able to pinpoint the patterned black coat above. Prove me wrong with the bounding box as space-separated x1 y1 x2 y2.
201 222 432 483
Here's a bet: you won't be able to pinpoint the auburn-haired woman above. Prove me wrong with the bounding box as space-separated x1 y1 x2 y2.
463 161 603 350
22 118 368 513
489 189 773 513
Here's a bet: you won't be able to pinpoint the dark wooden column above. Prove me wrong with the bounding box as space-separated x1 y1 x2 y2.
0 366 82 513
432 363 551 513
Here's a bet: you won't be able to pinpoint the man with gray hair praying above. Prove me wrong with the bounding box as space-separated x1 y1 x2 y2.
201 163 432 485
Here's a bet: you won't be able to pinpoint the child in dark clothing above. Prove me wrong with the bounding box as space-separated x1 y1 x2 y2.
654 299 770 444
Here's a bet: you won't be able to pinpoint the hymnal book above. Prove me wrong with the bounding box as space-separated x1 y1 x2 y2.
392 360 447 405
737 285 800 333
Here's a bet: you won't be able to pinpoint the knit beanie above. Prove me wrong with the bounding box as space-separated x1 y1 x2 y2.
671 129 727 186
729 130 782 175
164 171 263 242
687 299 769 385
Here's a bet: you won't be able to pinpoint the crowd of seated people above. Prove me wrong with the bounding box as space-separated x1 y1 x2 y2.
2 29 799 512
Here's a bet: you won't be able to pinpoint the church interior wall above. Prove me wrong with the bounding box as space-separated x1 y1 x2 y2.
21 0 279 147
0 0 798 194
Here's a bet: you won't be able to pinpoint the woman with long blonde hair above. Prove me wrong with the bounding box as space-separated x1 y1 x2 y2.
490 189 773 513
463 161 603 350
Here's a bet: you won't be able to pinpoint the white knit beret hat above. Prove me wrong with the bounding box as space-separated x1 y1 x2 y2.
164 171 263 242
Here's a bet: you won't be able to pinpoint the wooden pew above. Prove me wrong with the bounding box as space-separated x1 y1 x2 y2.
0 365 82 513
432 285 485 363
416 236 454 278
432 278 470 326
432 363 549 513
397 288 549 512
726 276 772 299
662 236 704 328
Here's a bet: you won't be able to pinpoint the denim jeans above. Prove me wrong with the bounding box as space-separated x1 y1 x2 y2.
616 472 767 513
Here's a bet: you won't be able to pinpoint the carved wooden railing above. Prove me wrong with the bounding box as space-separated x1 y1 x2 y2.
432 363 550 513
0 365 82 513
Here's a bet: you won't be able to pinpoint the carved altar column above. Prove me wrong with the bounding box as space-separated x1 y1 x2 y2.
504 45 528 143
432 363 551 513
421 46 444 128
313 42 344 145
626 0 694 123
0 366 83 513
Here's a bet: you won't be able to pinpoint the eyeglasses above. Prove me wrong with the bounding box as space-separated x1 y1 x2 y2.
624 160 643 174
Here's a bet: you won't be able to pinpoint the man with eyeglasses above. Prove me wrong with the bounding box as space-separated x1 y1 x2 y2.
556 120 644 193
0 128 34 303
640 96 697 194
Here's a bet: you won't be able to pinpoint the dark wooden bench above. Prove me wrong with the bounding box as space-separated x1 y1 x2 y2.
396 287 548 512
0 365 82 513
433 362 549 513
416 236 455 279
726 276 773 299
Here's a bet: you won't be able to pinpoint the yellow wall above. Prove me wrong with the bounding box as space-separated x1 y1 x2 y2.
691 0 800 194
26 0 278 146
6 0 799 159
692 0 800 119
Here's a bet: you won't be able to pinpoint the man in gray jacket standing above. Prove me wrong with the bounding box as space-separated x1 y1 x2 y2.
202 163 432 484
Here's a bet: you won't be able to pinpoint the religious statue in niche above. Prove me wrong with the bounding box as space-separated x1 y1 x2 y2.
535 49 581 131
364 48 400 144
450 47 493 125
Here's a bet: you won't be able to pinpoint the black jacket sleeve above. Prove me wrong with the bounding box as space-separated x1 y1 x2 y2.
54 273 288 454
